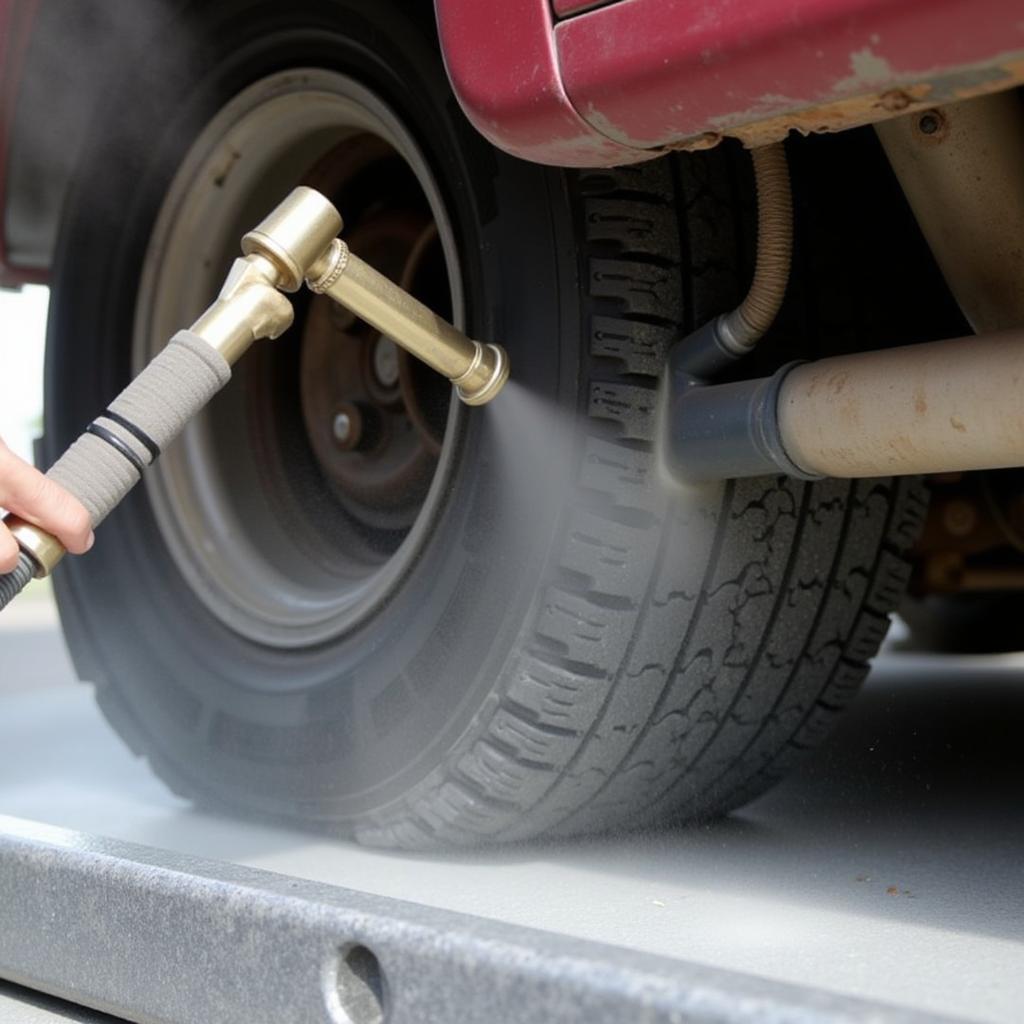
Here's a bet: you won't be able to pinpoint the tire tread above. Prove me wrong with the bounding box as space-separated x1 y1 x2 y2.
351 152 923 846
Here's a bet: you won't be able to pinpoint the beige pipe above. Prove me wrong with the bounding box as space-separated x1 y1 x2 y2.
876 93 1024 333
778 330 1024 478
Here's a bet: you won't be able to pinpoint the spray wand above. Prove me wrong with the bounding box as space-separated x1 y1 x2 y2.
0 187 509 611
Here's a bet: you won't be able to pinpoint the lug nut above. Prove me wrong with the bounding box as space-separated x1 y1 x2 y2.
333 412 353 442
373 338 401 388
331 401 385 453
332 404 363 451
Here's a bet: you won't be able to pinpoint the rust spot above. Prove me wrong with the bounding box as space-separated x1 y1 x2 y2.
950 416 967 433
676 56 1024 152
879 89 915 112
828 371 849 395
685 131 721 151
884 434 920 464
212 147 242 188
914 389 928 415
886 885 900 896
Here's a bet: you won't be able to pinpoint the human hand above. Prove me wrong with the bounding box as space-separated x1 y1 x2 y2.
0 437 94 573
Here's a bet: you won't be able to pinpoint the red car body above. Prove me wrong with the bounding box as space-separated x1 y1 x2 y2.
435 0 1024 165
3 0 1024 283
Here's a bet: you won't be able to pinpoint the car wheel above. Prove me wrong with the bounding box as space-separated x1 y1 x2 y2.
45 0 925 846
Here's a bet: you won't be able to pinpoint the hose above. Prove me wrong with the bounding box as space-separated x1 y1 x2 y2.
676 141 794 378
0 551 35 612
46 331 230 527
0 329 232 611
720 142 793 351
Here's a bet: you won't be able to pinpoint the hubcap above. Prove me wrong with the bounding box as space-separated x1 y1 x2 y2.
133 70 463 648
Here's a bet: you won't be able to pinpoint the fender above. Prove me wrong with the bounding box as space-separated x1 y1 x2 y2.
436 0 1024 167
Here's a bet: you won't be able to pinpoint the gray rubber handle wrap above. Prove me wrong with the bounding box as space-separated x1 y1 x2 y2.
0 331 231 611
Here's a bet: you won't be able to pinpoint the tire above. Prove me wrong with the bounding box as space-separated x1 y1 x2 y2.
45 0 926 847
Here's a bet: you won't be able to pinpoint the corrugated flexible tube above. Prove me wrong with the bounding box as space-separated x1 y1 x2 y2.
678 142 793 377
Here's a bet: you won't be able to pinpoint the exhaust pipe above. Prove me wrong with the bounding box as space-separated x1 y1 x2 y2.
0 187 509 608
665 329 1024 482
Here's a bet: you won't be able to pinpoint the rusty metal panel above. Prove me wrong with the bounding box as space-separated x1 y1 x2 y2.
438 0 1024 166
556 0 1024 152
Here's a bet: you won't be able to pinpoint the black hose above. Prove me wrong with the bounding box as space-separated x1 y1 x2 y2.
0 551 36 612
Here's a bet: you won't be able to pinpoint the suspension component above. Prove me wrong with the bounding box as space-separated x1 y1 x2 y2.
0 187 510 609
876 92 1024 334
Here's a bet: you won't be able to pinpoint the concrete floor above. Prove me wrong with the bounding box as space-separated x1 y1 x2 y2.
1 594 1022 1023
0 982 122 1023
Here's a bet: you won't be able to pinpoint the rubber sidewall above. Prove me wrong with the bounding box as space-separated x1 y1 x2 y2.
45 0 582 820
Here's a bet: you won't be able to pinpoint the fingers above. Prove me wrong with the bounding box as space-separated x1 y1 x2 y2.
0 521 20 574
0 440 94 556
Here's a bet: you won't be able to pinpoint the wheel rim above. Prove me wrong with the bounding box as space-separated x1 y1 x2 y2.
133 69 464 648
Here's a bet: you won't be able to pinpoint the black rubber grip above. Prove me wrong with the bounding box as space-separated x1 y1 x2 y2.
102 409 161 462
85 422 146 477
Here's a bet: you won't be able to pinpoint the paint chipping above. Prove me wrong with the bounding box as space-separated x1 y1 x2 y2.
843 47 896 89
670 53 1024 153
